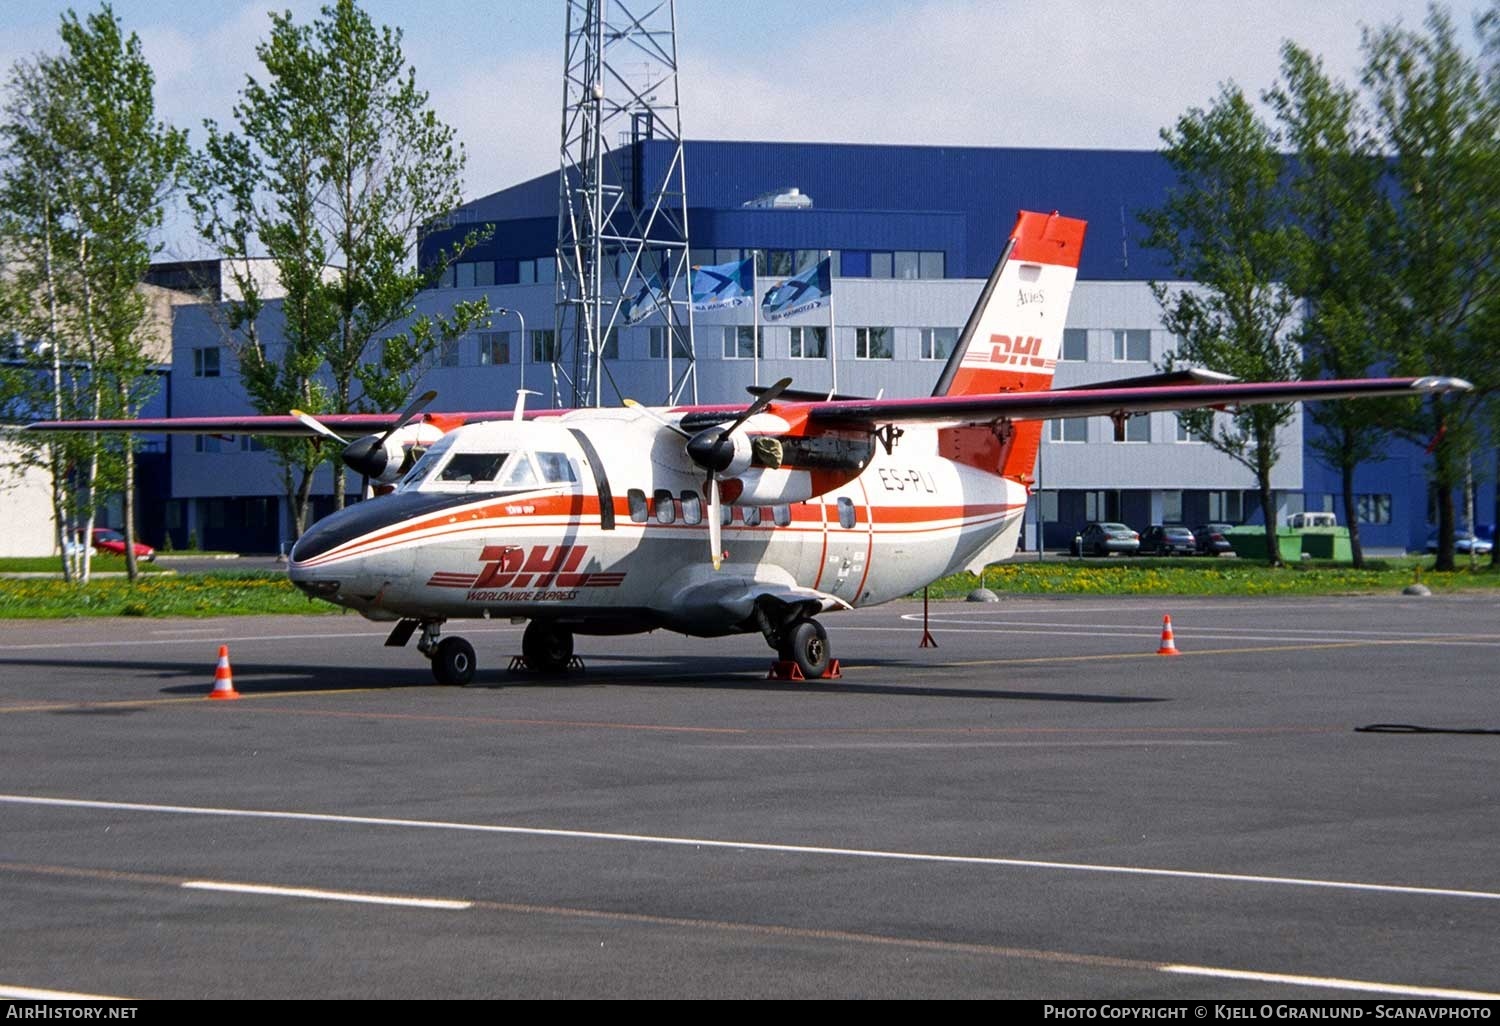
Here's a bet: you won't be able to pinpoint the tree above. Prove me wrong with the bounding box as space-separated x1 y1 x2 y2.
1362 4 1500 571
0 4 185 581
1266 43 1399 569
191 0 487 534
1142 84 1304 566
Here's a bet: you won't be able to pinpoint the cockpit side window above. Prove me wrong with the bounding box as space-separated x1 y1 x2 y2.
502 453 540 488
438 452 509 484
535 451 577 484
397 436 455 490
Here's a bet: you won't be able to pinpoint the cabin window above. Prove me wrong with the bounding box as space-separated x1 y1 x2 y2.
627 489 649 523
680 491 703 525
654 489 676 524
772 504 791 527
837 497 856 529
501 454 540 487
741 506 762 527
397 436 454 490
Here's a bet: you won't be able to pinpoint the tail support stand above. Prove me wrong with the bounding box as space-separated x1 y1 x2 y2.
919 586 938 648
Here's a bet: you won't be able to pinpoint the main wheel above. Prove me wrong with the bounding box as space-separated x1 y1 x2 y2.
522 620 574 673
431 636 476 686
781 619 830 679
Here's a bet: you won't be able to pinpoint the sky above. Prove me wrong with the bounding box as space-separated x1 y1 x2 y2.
0 0 1481 259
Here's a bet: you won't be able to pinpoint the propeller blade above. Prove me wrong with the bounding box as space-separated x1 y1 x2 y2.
708 474 722 571
375 389 438 445
290 409 350 445
715 376 792 444
623 398 692 438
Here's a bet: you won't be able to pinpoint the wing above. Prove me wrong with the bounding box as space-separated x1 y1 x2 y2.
791 375 1471 431
20 410 513 435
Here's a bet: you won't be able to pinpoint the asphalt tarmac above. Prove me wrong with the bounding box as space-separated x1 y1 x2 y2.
1 593 1497 1000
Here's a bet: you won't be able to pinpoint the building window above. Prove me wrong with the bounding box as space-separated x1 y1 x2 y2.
1356 494 1392 525
722 326 762 360
790 326 827 360
1048 418 1086 443
894 251 920 280
478 331 511 366
601 327 619 360
1209 491 1243 522
193 347 220 377
856 326 893 360
239 435 266 453
1162 490 1183 523
531 330 558 363
869 252 893 279
194 435 223 453
1176 413 1212 442
918 251 945 279
920 327 957 361
758 250 794 277
1062 329 1088 362
438 339 461 367
1113 329 1150 362
649 327 692 360
1117 414 1150 442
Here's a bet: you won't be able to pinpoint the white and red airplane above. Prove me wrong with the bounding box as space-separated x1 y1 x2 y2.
30 211 1469 684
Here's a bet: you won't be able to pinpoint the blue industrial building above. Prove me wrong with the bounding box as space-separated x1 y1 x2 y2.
161 140 1488 553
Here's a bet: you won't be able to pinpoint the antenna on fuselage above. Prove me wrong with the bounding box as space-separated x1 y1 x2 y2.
513 389 541 423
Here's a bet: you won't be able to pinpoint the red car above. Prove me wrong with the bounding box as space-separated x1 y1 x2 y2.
86 528 155 561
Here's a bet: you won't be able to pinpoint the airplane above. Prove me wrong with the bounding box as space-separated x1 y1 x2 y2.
26 210 1470 685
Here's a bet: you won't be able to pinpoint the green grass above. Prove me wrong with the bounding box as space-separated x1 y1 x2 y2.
0 556 1495 619
0 571 327 618
925 555 1500 599
0 556 173 574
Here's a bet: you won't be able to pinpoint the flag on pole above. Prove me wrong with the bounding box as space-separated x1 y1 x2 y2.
620 272 667 325
691 258 754 311
762 258 831 321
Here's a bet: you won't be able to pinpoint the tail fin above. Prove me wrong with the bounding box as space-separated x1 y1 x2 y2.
933 210 1087 481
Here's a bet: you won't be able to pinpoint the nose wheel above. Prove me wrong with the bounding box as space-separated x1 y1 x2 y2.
431 636 476 686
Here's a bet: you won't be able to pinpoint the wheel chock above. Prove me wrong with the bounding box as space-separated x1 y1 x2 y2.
767 659 842 681
507 655 587 673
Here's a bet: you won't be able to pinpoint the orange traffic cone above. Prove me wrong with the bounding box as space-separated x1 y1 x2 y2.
1156 615 1181 656
208 645 240 699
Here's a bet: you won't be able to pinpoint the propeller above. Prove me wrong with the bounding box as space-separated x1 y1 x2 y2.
291 389 438 498
682 377 792 570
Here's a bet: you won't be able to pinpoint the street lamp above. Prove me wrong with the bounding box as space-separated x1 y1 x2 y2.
497 307 526 392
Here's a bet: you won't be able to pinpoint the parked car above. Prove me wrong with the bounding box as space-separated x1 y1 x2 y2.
1077 522 1140 557
1425 524 1494 555
1138 525 1197 556
1192 523 1236 556
66 528 156 561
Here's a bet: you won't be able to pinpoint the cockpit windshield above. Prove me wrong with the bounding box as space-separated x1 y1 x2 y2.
396 438 579 493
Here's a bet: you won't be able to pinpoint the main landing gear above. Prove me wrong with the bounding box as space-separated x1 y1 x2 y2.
755 602 839 680
520 620 575 674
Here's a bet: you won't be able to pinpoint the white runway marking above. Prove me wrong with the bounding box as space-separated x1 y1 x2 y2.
702 740 1234 750
0 985 125 1000
1161 964 1500 1000
5 793 1498 905
181 880 470 910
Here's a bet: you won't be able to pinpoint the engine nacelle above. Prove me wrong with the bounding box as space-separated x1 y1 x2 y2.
686 427 754 478
344 422 449 484
723 468 814 506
